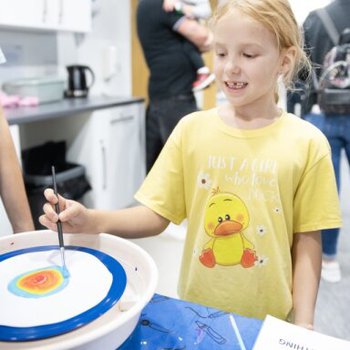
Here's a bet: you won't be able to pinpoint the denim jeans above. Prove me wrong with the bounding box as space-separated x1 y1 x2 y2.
146 94 197 172
304 113 350 258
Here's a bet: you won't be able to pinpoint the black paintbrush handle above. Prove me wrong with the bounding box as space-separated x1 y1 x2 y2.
51 166 64 248
56 214 64 247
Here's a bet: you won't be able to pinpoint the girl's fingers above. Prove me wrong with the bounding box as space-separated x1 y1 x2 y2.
44 188 57 202
42 189 84 232
42 202 59 221
39 214 58 232
59 200 81 222
44 188 67 211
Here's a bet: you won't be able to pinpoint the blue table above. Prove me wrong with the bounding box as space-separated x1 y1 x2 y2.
119 294 262 349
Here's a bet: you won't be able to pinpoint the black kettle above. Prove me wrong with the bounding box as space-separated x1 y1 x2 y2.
65 65 95 98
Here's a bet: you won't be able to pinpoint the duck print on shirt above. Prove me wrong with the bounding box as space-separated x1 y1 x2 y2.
199 188 258 269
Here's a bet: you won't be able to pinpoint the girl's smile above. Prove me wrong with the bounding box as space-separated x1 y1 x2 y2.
225 81 248 90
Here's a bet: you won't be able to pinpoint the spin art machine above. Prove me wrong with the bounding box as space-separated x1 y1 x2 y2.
0 230 158 349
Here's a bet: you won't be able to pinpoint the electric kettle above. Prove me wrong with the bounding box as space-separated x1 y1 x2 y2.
65 65 95 98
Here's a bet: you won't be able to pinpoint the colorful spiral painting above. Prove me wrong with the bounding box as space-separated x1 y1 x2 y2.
8 266 69 298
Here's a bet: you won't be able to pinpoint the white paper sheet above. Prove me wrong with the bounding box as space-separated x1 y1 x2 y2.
253 315 350 350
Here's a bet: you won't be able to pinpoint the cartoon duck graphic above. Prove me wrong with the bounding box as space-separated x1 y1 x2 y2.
199 188 257 268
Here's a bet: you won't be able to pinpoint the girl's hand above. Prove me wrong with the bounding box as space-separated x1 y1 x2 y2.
39 188 93 234
295 322 314 331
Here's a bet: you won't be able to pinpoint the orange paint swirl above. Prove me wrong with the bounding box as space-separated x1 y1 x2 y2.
17 269 63 295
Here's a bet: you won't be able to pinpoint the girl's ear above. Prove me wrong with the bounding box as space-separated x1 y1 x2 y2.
280 46 297 75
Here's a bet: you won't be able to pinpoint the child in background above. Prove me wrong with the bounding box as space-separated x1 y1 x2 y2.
163 0 215 91
40 0 341 330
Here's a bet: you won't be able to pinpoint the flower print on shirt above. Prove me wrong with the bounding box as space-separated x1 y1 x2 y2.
197 172 212 190
256 225 267 236
255 256 269 267
273 207 282 214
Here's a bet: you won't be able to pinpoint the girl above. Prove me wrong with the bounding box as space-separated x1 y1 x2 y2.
40 0 341 330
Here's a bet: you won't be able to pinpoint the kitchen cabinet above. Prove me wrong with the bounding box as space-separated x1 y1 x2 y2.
0 0 46 29
0 0 91 33
1 97 145 236
67 102 146 210
58 0 91 33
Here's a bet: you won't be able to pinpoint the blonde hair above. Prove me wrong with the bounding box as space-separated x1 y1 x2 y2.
210 0 311 91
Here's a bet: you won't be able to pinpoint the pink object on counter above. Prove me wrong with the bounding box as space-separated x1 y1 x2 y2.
18 96 39 107
0 91 38 108
0 92 20 108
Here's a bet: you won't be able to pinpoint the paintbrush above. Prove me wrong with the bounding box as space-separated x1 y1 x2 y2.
51 165 69 278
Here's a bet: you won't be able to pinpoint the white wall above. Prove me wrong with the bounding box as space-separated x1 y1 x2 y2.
290 0 332 24
0 0 132 97
0 30 59 85
57 0 131 97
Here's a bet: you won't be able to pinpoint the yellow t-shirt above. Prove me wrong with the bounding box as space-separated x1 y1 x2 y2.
135 108 341 320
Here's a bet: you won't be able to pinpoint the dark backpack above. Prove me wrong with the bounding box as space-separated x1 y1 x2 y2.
316 8 350 115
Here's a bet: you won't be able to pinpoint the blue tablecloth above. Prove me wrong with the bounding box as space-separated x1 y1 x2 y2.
119 294 262 349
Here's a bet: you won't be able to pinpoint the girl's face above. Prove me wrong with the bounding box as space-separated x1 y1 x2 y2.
213 9 289 112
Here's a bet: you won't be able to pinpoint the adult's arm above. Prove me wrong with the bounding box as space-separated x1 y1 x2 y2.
175 17 213 52
0 110 34 232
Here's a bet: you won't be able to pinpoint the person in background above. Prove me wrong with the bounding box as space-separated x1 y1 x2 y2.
163 0 215 91
137 0 213 172
301 0 350 283
0 47 34 233
0 109 34 233
40 0 341 330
